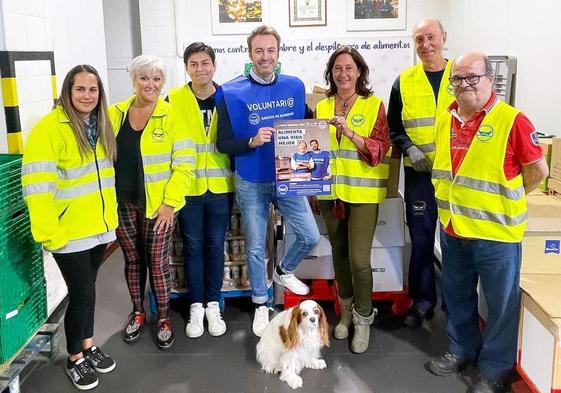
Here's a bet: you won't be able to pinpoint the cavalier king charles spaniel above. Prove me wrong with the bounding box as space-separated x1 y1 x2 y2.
256 300 329 389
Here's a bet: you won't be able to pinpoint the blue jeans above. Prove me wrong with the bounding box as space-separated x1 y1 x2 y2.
178 191 232 304
440 228 521 382
404 167 438 311
235 174 320 304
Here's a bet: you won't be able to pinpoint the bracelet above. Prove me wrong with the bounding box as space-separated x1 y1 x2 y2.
349 131 355 140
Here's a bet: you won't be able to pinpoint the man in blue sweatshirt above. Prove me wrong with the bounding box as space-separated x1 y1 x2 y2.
216 25 319 337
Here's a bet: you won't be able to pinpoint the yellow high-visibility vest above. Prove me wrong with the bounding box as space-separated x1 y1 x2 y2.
109 96 196 218
168 85 233 196
22 106 118 251
432 99 527 242
400 61 455 166
316 95 391 203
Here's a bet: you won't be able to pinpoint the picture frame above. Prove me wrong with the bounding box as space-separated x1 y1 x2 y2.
289 0 327 27
346 0 407 31
210 0 270 35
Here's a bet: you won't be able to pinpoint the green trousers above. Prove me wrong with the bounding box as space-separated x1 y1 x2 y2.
319 200 378 316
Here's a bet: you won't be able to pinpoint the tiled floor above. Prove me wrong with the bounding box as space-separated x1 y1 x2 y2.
22 250 482 393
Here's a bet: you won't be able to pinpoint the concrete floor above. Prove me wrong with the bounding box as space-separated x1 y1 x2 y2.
21 249 483 393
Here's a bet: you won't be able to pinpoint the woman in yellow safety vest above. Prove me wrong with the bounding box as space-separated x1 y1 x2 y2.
315 47 391 353
22 64 117 390
109 55 195 351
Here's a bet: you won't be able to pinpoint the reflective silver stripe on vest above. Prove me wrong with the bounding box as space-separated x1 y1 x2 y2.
54 177 114 199
436 197 450 210
455 176 525 201
22 182 56 197
436 197 527 226
331 150 391 164
145 171 170 183
402 117 435 128
336 175 387 188
142 153 170 166
417 143 436 153
432 169 453 181
194 168 232 178
173 139 195 151
172 156 196 167
21 161 57 176
452 204 527 226
196 143 215 153
58 158 113 180
338 149 360 160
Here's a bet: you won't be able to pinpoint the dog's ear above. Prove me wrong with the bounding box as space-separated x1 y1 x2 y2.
317 303 330 347
280 305 301 349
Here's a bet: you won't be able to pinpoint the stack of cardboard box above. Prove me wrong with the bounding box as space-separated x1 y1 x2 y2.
517 191 561 392
548 138 561 196
288 195 405 292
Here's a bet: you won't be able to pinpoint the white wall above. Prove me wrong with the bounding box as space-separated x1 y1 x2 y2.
0 0 109 152
103 0 142 102
445 0 561 136
137 0 447 94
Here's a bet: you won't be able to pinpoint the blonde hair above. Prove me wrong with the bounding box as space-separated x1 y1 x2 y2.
128 55 167 84
57 64 116 161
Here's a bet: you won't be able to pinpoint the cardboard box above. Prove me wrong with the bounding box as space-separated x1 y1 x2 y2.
288 235 403 291
305 93 326 111
518 283 561 393
540 138 554 156
521 232 561 275
371 246 403 292
386 154 401 199
285 196 405 247
526 194 561 232
549 177 561 196
551 138 561 180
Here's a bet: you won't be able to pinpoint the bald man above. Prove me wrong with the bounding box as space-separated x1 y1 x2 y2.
388 18 455 327
427 52 548 393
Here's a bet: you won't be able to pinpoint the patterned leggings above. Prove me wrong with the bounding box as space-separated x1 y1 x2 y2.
116 202 174 319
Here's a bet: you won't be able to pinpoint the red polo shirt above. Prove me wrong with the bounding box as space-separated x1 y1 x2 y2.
443 92 543 237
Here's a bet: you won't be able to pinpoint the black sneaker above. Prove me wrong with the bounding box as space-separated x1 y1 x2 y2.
428 352 467 376
156 318 175 350
404 305 434 328
471 377 504 393
83 345 116 373
66 357 98 391
123 311 145 343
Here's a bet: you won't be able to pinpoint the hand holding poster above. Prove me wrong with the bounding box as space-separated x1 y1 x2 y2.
274 119 332 197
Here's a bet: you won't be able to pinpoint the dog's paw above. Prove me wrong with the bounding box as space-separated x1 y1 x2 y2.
280 373 303 389
262 366 275 374
308 359 327 370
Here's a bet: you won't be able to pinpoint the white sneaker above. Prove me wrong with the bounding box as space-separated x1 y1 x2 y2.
273 270 310 295
205 301 226 337
185 303 204 338
252 306 270 337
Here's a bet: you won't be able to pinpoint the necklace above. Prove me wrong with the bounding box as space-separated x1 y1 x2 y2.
336 92 357 117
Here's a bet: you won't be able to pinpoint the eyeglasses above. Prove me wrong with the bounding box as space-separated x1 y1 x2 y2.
448 74 487 86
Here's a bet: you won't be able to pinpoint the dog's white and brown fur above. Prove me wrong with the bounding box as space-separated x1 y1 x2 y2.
256 300 330 389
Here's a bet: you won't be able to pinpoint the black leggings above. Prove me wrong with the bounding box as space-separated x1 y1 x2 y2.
53 243 106 355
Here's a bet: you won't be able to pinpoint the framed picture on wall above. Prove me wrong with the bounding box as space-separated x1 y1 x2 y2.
289 0 327 27
211 0 270 35
346 0 407 31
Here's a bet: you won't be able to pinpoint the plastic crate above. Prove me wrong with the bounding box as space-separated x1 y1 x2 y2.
0 209 39 265
0 154 23 215
0 283 47 363
0 248 44 313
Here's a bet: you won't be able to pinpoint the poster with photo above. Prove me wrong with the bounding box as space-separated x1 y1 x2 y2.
274 118 332 197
